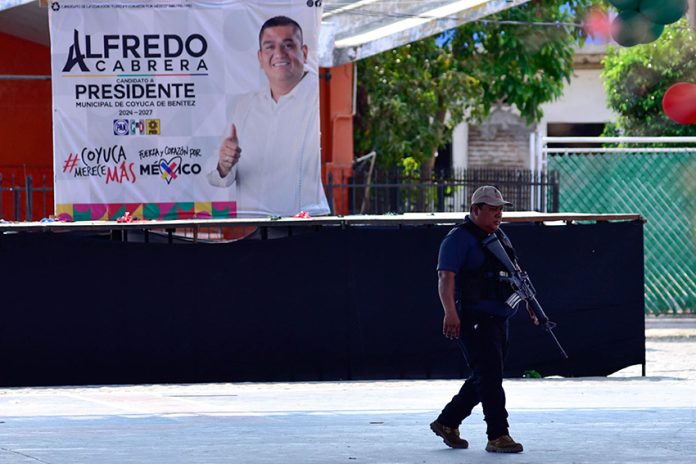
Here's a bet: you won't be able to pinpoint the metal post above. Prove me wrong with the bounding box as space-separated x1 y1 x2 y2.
326 172 334 215
551 171 560 213
42 175 48 219
437 169 445 212
13 185 20 221
516 171 522 212
396 169 401 214
529 132 536 209
536 129 545 211
26 176 33 221
540 171 546 212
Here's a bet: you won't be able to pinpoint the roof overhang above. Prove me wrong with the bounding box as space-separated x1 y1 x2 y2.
0 0 46 45
0 0 531 67
320 0 530 67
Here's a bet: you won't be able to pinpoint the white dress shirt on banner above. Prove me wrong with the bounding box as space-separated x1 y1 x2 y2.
207 71 330 217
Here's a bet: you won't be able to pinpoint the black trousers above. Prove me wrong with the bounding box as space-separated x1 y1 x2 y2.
437 311 510 439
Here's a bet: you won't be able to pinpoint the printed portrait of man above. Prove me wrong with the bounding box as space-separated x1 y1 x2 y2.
207 15 330 218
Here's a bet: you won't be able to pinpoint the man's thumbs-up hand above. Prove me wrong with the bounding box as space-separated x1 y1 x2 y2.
217 123 242 178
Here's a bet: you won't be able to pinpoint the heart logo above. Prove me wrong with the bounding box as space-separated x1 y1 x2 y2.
159 156 183 184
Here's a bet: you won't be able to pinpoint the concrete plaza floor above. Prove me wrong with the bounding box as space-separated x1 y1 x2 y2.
1 317 694 464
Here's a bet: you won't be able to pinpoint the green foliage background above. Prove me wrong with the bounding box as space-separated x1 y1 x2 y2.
354 0 596 168
602 18 696 137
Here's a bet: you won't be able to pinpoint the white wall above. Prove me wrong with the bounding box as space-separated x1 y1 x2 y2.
538 68 617 137
452 62 618 169
451 123 468 170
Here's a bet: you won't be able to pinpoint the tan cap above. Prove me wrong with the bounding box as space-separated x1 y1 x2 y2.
471 185 513 206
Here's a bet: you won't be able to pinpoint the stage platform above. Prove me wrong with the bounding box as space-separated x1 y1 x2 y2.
0 211 646 386
0 211 644 236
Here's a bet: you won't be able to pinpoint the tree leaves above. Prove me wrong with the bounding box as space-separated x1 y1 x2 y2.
602 19 696 137
355 38 483 167
355 0 595 167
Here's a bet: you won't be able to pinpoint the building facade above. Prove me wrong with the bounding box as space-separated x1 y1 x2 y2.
450 43 616 171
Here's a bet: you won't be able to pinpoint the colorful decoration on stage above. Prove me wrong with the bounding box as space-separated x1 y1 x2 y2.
55 201 236 222
609 0 687 46
49 0 326 221
662 82 696 125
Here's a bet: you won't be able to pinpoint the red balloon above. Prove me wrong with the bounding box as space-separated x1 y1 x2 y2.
583 8 612 42
662 83 696 124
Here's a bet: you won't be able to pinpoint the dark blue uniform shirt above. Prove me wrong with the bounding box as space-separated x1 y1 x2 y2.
437 217 515 318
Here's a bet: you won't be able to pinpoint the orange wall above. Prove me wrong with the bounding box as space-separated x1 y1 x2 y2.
0 33 53 220
0 32 52 172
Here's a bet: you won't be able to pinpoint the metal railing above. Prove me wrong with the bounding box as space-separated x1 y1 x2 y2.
2 168 559 222
325 167 560 215
0 174 53 222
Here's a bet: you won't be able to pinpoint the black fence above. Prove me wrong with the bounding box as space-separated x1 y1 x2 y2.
1 168 560 221
326 168 560 215
0 174 53 222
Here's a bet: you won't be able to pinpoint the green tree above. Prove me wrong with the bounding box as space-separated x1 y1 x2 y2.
355 0 596 168
354 38 482 169
602 18 696 137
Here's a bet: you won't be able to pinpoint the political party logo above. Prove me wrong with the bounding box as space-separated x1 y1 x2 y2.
131 120 145 135
146 119 161 135
113 119 129 135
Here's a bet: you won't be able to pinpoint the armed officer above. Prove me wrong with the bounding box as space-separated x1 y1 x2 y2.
429 185 524 454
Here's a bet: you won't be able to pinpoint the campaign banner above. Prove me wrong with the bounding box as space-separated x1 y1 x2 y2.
49 0 329 220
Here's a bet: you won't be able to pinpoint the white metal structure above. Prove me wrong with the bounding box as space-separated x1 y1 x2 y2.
528 136 696 211
0 0 531 67
537 136 696 170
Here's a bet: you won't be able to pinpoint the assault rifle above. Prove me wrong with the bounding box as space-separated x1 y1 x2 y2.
481 232 569 360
